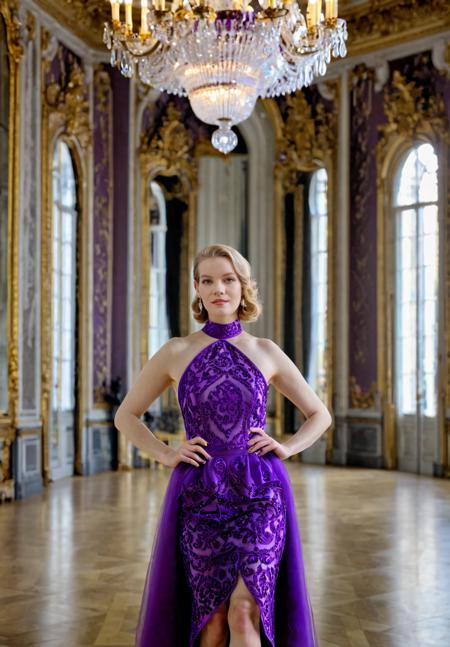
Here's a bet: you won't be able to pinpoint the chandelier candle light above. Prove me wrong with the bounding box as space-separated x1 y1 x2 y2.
104 0 347 153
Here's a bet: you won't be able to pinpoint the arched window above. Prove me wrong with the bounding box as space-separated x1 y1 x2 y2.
51 140 77 478
306 168 328 401
148 181 170 414
393 142 439 473
149 181 170 346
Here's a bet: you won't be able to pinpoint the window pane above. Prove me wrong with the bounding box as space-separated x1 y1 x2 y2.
422 234 438 268
317 217 327 251
62 212 73 243
399 269 416 302
423 266 438 300
396 150 417 206
62 242 73 274
148 181 170 367
399 374 416 415
423 373 436 417
399 335 416 370
53 239 60 271
400 237 416 268
51 139 77 437
421 204 438 235
399 209 416 237
423 339 436 373
401 344 415 374
53 327 60 358
62 273 73 302
423 301 437 336
394 143 439 422
399 302 416 337
417 143 438 203
61 361 73 410
61 299 73 330
307 169 328 390
62 330 73 360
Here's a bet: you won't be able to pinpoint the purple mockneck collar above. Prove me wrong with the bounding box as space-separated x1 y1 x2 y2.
202 319 242 340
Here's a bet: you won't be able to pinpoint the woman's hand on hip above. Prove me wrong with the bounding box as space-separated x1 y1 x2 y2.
164 436 212 468
247 427 292 460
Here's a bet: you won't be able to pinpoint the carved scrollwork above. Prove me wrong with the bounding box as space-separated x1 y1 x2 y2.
0 0 23 63
139 103 197 185
379 70 449 146
349 377 378 410
45 56 91 148
276 90 336 192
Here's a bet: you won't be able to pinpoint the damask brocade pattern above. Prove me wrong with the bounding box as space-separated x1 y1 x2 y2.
178 341 268 449
179 455 286 646
93 67 113 404
177 339 286 646
349 65 382 407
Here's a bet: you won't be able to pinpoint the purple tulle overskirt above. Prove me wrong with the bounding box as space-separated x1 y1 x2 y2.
135 454 317 647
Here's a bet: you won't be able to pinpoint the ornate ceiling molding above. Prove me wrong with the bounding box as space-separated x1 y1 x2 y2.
35 0 109 49
344 0 450 57
29 0 450 58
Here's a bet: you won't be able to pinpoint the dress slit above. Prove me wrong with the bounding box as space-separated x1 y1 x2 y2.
190 567 274 647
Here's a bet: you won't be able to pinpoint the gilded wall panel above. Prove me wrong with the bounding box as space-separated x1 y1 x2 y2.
40 35 92 480
349 64 384 409
19 12 40 415
92 66 113 406
274 86 337 459
0 0 23 497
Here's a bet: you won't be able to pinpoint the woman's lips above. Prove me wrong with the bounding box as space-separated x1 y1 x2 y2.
212 300 228 304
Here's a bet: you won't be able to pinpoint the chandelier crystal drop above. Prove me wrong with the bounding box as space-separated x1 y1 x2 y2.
103 0 347 153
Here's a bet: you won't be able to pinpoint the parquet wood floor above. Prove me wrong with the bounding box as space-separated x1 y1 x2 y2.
0 465 449 647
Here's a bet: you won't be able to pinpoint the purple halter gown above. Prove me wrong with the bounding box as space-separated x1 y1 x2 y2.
136 319 317 647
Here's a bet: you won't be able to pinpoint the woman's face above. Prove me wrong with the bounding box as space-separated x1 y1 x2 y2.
195 257 242 322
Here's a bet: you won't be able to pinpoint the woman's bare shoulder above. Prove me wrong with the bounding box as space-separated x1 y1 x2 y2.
160 332 203 356
245 334 280 355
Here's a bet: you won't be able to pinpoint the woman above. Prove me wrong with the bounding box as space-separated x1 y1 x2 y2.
114 244 332 647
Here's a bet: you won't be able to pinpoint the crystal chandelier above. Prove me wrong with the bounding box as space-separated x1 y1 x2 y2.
103 0 347 153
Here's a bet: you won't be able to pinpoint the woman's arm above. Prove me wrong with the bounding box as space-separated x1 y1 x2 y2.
249 339 332 459
114 339 178 465
114 339 211 467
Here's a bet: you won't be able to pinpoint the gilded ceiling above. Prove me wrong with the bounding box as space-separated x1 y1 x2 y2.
35 0 450 55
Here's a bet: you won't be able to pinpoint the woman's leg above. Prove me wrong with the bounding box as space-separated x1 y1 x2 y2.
199 602 228 647
228 576 261 647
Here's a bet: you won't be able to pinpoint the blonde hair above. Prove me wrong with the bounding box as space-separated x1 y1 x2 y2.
191 244 262 323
